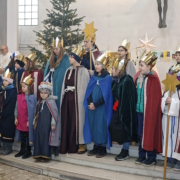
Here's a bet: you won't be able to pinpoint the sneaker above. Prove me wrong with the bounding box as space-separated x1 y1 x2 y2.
174 161 180 171
142 159 156 167
166 158 177 169
96 146 107 158
135 157 146 164
88 145 98 156
15 150 25 157
22 151 32 159
115 149 129 161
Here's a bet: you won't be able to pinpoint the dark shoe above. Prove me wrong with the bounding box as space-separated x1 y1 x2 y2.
3 142 13 155
22 151 32 159
142 159 156 167
88 145 98 156
115 149 129 161
135 157 146 164
174 161 180 171
96 146 107 158
15 150 25 157
166 158 177 169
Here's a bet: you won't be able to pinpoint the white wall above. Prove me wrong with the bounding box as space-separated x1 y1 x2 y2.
7 0 19 53
19 0 180 80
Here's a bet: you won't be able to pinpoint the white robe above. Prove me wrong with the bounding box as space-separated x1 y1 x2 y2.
0 52 11 68
162 89 180 160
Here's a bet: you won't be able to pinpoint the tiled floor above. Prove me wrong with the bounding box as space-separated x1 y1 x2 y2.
0 163 58 180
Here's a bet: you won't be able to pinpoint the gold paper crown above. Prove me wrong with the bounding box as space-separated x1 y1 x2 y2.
139 50 157 68
22 74 34 86
3 69 14 79
72 45 86 58
84 33 96 43
170 64 180 74
176 44 180 52
17 54 24 62
52 37 63 48
121 39 130 51
26 52 37 62
112 59 125 71
96 53 108 68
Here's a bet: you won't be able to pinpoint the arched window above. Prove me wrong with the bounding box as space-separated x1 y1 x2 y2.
19 0 38 26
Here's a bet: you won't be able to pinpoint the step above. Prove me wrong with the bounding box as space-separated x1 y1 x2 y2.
0 152 154 180
0 151 179 180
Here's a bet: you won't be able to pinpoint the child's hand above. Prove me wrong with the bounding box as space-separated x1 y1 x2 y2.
89 70 94 76
88 103 95 110
166 97 172 104
15 119 18 126
51 126 55 131
27 121 29 127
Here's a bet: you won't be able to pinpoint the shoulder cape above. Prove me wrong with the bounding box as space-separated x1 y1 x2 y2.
83 75 113 149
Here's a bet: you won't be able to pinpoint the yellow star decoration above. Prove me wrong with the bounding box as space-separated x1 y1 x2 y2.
82 21 97 39
162 73 180 93
137 33 156 51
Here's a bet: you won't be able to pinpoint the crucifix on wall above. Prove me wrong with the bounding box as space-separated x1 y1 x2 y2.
157 0 168 28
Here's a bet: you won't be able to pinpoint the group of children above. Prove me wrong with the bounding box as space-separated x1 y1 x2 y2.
0 35 180 172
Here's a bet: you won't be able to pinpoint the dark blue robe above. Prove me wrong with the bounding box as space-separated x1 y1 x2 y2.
83 72 113 149
14 68 25 93
0 84 17 142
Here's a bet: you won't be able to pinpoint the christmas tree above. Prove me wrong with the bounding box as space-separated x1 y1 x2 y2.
29 0 85 71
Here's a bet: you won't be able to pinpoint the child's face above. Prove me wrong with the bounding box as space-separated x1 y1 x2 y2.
40 90 49 100
3 80 10 87
69 56 78 65
118 47 127 58
15 62 21 69
21 83 29 94
95 62 103 73
111 67 119 77
139 61 151 75
175 53 180 63
53 47 60 56
84 40 93 50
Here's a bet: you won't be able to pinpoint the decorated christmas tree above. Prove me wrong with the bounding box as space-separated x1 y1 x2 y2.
29 0 85 71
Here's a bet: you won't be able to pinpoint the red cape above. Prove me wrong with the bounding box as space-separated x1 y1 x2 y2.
134 71 162 153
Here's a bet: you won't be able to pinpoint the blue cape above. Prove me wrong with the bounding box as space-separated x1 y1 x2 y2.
25 94 37 146
83 74 113 149
43 54 71 112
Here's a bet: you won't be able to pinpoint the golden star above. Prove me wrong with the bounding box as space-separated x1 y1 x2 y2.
162 73 180 93
137 33 156 51
82 21 97 39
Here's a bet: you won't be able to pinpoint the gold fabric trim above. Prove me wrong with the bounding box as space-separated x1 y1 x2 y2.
29 142 33 144
3 137 13 140
33 155 51 159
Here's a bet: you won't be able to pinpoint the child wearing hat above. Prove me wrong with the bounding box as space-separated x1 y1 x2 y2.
60 46 90 154
14 75 37 159
83 53 113 158
33 82 60 161
0 69 17 155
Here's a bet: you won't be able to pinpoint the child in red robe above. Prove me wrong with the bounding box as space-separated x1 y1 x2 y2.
134 50 162 166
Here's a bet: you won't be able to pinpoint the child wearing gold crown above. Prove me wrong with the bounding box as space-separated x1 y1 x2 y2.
161 46 180 171
60 46 89 154
109 58 138 161
117 39 136 78
134 50 162 166
83 54 113 158
33 82 60 161
0 69 17 155
14 75 37 159
20 52 43 101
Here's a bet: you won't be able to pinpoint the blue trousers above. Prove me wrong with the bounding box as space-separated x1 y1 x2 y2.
138 113 156 160
123 142 130 150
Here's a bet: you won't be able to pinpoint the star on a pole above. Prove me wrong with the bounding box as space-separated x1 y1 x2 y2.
137 33 156 51
162 73 180 93
82 21 97 39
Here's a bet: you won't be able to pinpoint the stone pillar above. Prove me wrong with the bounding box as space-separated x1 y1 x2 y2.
0 0 7 45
